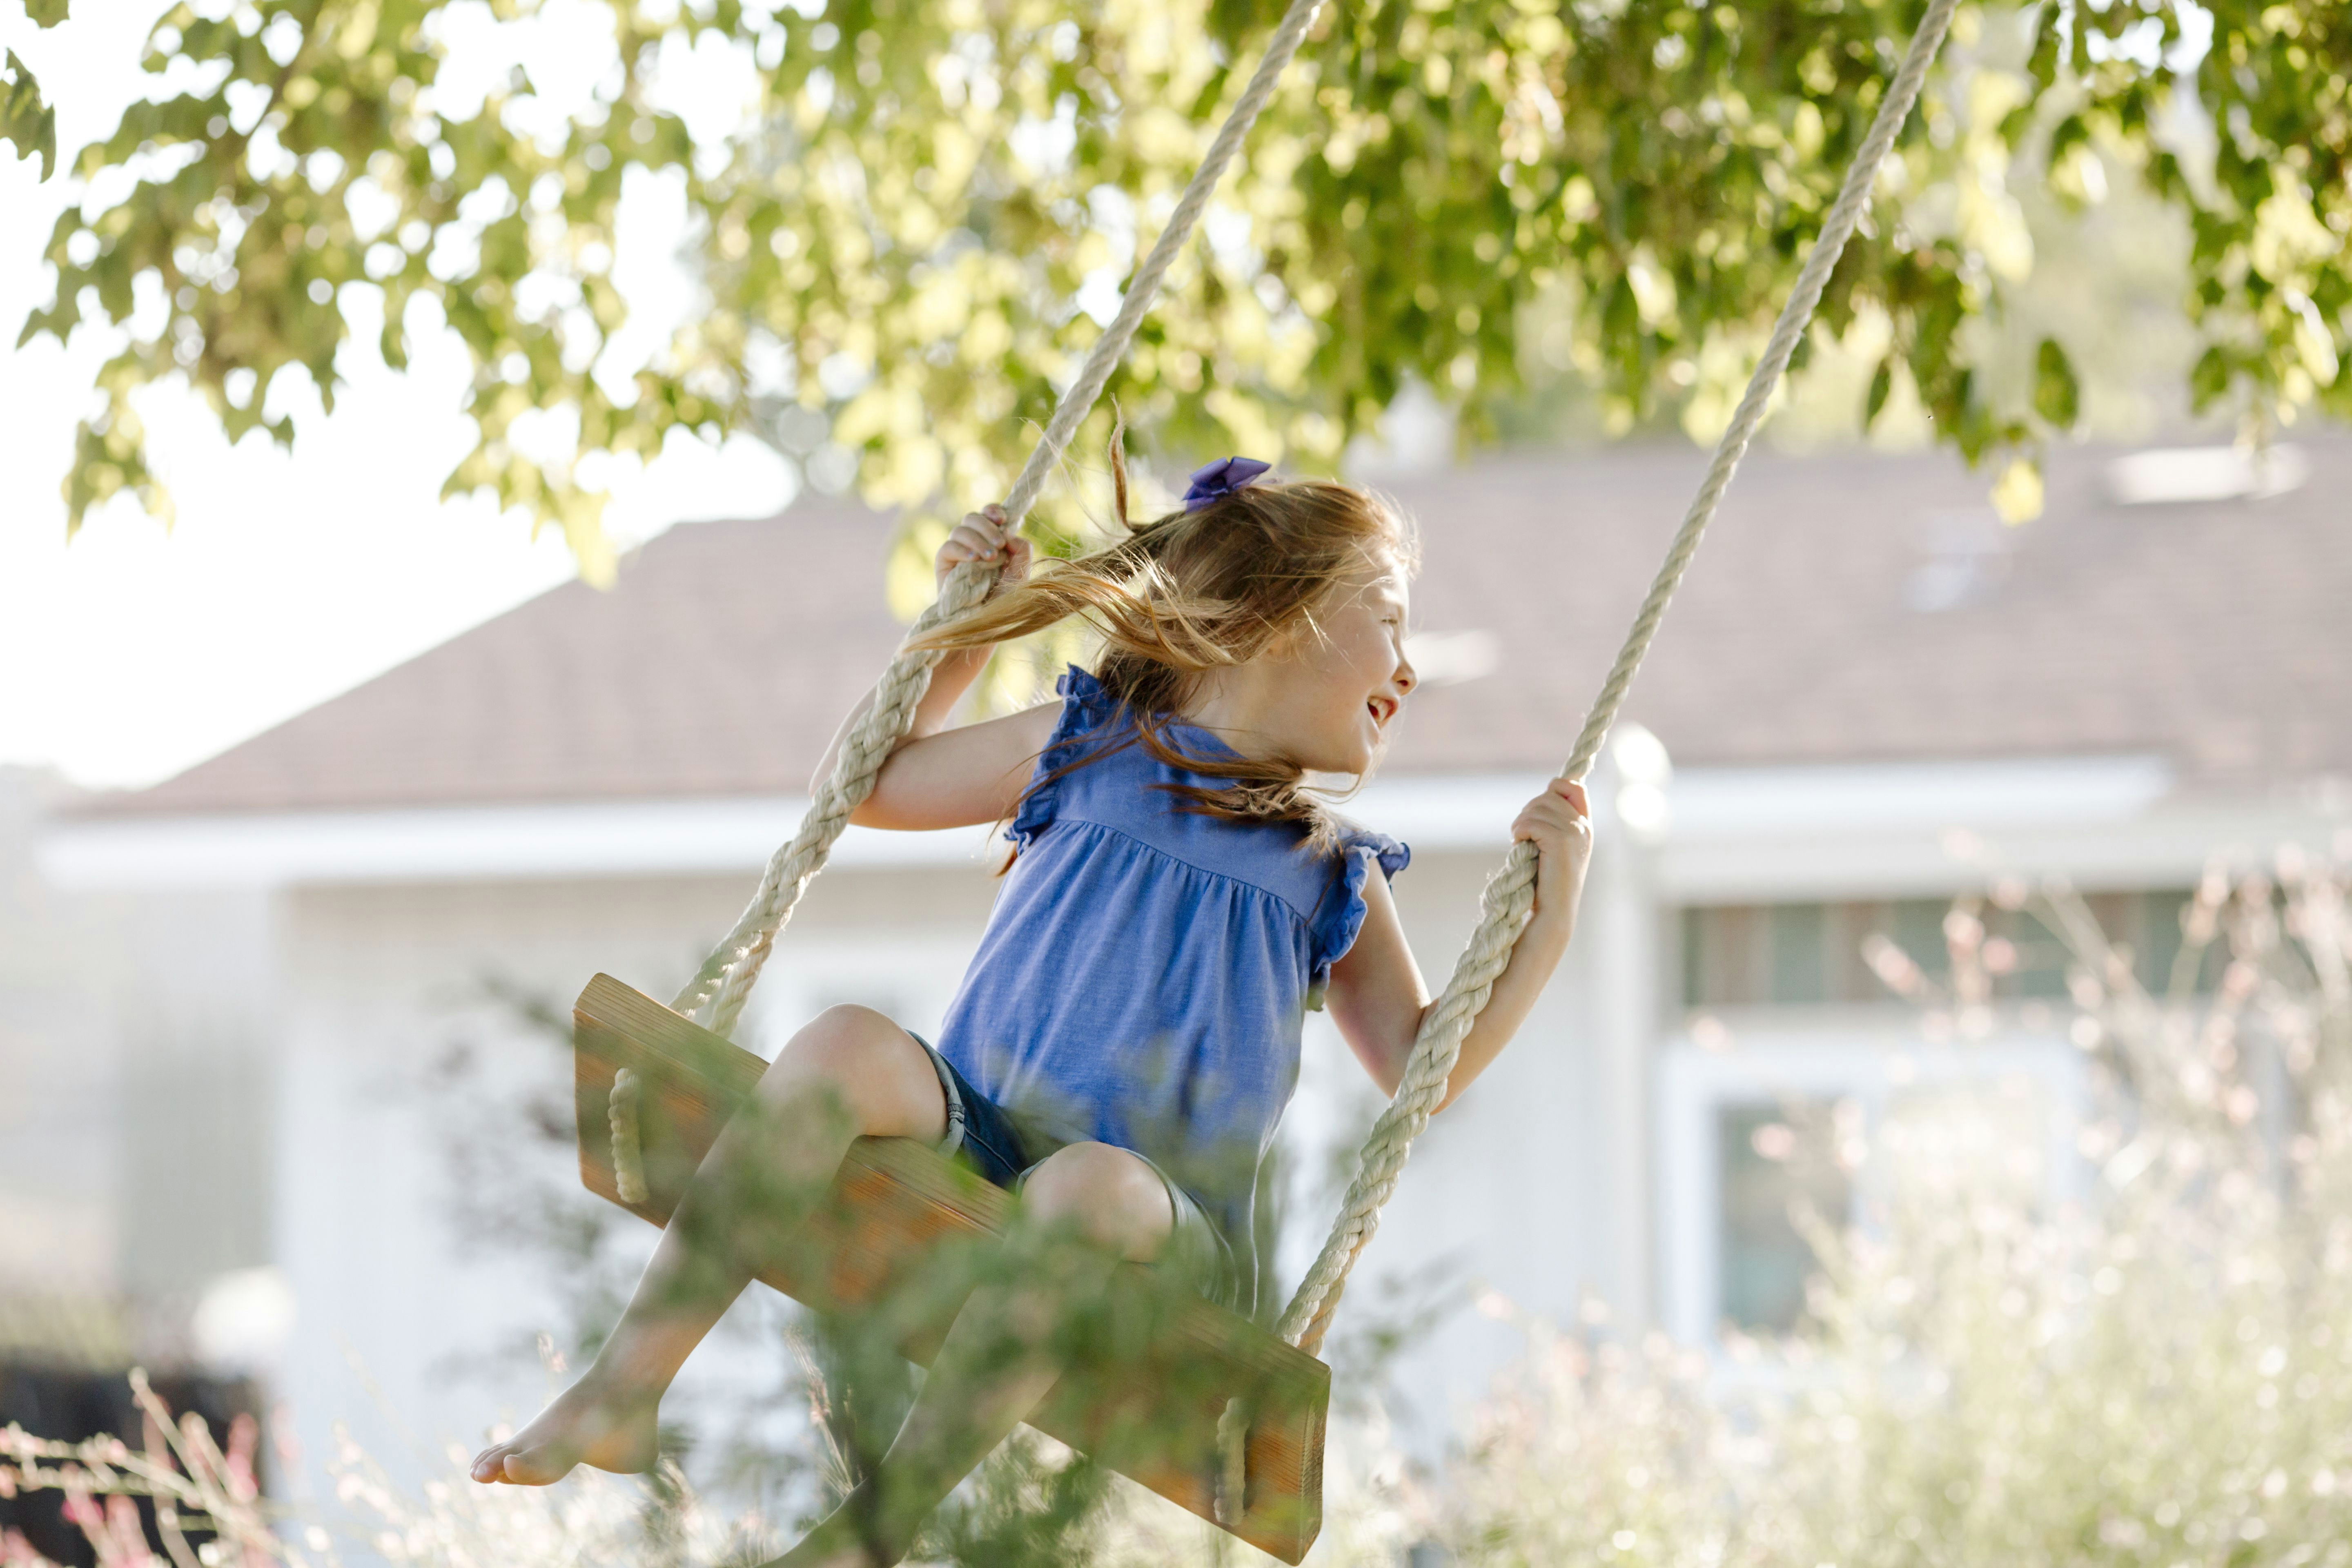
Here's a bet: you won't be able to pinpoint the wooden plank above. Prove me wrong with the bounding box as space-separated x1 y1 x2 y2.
572 974 1326 1563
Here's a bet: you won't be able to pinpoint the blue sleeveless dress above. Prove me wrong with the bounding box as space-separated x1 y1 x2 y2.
933 668 1410 1316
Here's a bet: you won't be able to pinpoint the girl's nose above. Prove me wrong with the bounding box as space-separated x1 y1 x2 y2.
1392 657 1417 697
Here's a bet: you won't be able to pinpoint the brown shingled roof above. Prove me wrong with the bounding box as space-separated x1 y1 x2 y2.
98 437 2352 817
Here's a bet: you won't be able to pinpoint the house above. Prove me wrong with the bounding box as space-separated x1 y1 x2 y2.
23 434 2352 1498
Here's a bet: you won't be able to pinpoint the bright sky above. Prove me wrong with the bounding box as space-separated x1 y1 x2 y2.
0 5 792 791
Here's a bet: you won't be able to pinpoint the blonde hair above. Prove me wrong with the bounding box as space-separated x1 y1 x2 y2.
914 441 1416 831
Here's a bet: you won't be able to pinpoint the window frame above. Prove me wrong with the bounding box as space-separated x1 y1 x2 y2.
1656 1021 2086 1352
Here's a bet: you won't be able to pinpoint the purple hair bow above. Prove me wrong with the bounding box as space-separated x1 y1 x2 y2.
1183 455 1273 512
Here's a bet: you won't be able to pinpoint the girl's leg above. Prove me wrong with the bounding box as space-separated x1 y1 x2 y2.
471 1005 948 1486
771 1142 1174 1568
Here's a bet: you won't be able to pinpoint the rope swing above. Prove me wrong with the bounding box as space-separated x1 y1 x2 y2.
600 0 1962 1537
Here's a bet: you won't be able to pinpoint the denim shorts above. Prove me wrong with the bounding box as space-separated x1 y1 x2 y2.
909 1033 1236 1305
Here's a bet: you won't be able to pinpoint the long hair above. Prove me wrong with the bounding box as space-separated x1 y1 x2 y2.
912 438 1416 833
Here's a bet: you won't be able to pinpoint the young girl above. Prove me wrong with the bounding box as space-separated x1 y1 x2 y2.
469 456 1594 1564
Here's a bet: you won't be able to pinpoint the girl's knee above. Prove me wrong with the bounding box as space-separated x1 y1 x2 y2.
1023 1143 1172 1261
786 1004 896 1066
761 1006 939 1136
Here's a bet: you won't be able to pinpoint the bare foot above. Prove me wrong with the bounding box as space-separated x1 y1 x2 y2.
469 1372 659 1485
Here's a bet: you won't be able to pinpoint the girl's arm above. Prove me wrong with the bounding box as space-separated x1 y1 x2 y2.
811 507 1061 831
1324 780 1593 1113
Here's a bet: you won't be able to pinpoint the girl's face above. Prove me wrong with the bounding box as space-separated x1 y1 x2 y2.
1267 547 1418 776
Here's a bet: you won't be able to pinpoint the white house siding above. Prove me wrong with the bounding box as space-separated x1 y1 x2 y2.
1 771 131 1300
104 886 282 1351
2 771 276 1334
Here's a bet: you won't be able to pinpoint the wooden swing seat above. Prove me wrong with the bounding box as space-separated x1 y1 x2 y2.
570 973 1327 1564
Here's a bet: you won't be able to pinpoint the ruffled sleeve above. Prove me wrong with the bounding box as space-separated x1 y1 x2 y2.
1306 823 1412 1003
1007 666 1120 849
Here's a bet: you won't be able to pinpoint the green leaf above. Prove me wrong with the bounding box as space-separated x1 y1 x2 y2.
2022 2 2062 87
2033 339 2080 431
26 0 68 25
2189 346 2232 412
1864 355 1894 430
1 51 56 181
2047 114 2089 164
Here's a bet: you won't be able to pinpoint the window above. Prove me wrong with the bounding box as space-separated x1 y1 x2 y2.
1659 1033 2085 1349
1679 891 2209 1009
1717 1100 1852 1333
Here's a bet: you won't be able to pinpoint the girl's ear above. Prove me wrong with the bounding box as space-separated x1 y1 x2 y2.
1260 613 1312 663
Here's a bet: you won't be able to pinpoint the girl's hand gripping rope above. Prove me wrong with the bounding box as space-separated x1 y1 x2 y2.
805 505 1046 824
1511 778 1595 936
937 504 1033 593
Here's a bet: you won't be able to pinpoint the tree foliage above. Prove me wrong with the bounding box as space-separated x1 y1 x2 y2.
10 0 2350 573
1 0 65 182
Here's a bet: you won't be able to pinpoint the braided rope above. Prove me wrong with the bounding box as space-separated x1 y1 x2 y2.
1274 0 1962 1354
610 1068 648 1205
1212 1395 1251 1526
670 0 1327 1036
